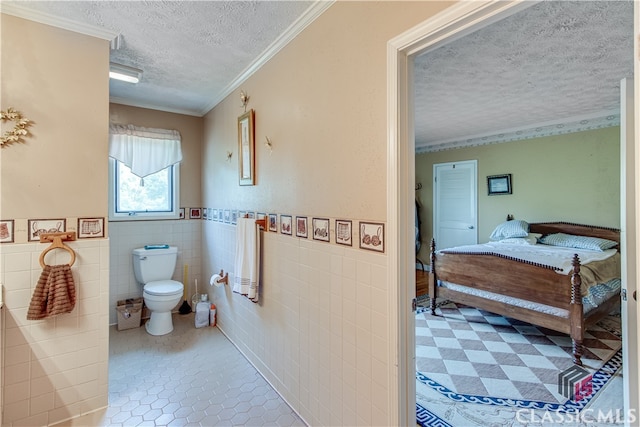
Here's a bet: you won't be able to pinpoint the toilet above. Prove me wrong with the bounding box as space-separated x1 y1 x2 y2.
132 246 184 336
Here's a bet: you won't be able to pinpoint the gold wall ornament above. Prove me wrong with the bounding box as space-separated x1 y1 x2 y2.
240 90 249 112
1 108 32 147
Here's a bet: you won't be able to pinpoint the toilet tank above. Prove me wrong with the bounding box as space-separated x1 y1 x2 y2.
132 246 178 284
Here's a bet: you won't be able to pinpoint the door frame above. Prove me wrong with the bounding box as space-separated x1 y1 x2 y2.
386 0 638 424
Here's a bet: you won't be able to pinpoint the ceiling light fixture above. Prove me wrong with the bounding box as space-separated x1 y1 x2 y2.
109 62 142 84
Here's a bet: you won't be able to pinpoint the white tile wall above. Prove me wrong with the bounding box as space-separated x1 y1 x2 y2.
108 219 202 325
203 221 390 426
0 239 110 426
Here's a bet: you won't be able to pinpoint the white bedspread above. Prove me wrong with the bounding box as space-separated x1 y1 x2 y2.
439 242 617 274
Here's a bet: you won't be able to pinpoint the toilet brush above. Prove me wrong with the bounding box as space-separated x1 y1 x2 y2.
179 264 192 314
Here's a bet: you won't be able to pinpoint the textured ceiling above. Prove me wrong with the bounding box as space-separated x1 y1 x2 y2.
2 0 321 116
3 1 634 151
414 0 634 152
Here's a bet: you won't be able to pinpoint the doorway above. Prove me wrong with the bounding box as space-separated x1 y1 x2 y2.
387 1 638 424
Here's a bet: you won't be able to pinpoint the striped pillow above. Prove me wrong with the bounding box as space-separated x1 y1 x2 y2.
539 233 617 252
489 220 529 241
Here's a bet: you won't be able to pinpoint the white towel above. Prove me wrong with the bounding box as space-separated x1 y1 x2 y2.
233 218 260 302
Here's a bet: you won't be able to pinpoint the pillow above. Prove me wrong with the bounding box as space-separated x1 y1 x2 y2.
489 220 529 241
538 233 618 252
498 233 541 245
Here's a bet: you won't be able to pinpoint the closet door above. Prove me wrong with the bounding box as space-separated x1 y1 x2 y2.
433 160 478 250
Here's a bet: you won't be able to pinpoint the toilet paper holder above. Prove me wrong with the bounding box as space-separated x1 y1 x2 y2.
217 270 229 285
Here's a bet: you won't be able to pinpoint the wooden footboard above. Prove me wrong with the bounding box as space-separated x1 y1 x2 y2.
428 221 621 366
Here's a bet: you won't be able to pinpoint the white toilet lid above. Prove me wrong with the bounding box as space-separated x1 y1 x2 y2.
144 280 183 296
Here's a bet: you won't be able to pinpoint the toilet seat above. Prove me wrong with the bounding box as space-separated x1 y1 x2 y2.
144 280 183 296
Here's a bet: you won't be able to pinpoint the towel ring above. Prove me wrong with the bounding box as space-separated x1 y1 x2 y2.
39 232 76 268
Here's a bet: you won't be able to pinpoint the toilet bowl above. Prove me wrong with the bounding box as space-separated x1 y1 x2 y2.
132 246 184 336
143 280 183 335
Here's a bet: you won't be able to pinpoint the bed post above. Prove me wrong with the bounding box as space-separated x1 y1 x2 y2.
428 239 437 315
570 254 584 366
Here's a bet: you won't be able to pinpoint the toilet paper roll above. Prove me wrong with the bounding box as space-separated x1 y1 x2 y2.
210 274 224 287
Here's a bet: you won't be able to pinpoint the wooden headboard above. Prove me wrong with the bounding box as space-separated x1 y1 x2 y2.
529 221 620 244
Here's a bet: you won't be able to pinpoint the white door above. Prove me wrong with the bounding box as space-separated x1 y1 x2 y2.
433 160 478 250
620 77 638 425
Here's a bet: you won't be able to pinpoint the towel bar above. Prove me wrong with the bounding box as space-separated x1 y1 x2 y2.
39 232 76 268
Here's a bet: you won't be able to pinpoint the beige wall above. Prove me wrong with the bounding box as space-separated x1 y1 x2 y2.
415 127 621 262
201 2 451 425
109 104 203 208
1 14 110 426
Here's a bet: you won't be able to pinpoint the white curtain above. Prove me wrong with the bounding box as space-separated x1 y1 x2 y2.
109 124 182 178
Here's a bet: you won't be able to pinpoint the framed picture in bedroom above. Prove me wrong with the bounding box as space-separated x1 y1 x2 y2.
487 174 512 195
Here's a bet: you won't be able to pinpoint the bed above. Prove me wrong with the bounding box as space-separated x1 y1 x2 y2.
428 221 621 366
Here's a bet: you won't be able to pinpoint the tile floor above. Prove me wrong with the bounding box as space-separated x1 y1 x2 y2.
55 314 306 427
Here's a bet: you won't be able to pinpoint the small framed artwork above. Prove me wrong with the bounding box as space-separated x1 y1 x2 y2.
202 209 208 220
179 208 185 219
212 209 218 221
246 211 255 219
296 216 308 238
312 218 330 242
280 215 292 235
231 210 238 225
189 208 202 219
359 222 384 253
207 208 213 220
0 220 15 243
238 109 255 186
335 219 352 246
28 219 65 242
257 213 267 230
487 174 512 195
78 217 104 238
224 209 231 223
218 209 224 222
268 214 278 232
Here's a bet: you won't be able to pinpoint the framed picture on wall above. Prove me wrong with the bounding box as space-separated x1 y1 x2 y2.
280 215 292 235
28 219 65 242
335 219 352 246
189 208 202 219
238 109 255 186
487 174 512 195
268 214 278 232
359 221 384 253
0 220 14 243
296 216 308 238
312 218 330 242
78 217 104 238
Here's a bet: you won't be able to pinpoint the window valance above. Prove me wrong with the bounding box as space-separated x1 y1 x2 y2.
109 124 182 178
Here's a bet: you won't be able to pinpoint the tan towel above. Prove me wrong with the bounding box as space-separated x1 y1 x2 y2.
27 264 76 320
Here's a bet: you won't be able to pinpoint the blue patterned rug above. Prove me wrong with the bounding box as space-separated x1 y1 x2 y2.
416 303 622 426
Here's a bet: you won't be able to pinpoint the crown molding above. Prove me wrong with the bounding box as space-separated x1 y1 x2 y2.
415 111 620 153
200 0 335 116
109 97 202 117
1 2 119 41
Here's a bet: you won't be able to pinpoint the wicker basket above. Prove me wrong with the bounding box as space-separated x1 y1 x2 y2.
116 298 143 331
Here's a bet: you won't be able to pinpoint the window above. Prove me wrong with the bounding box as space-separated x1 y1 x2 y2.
108 124 182 221
109 159 180 220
